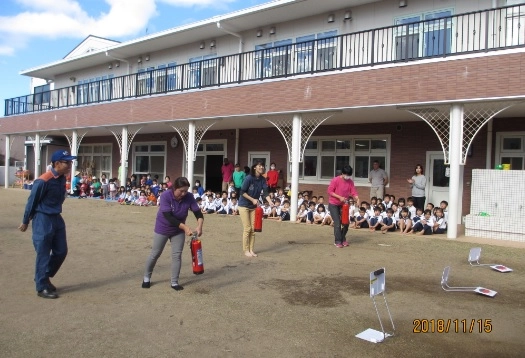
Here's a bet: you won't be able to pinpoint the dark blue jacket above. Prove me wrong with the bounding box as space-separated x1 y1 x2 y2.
238 174 269 209
23 169 67 224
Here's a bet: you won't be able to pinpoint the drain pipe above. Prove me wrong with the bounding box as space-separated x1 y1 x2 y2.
105 51 131 75
216 21 243 53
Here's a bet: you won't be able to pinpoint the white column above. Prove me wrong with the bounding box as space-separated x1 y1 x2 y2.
34 133 41 179
448 104 463 239
187 121 196 185
289 114 301 221
485 119 493 169
70 130 78 193
234 128 239 165
121 126 128 187
4 135 10 188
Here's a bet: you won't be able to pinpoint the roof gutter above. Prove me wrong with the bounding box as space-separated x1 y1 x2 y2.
105 51 131 75
216 21 243 53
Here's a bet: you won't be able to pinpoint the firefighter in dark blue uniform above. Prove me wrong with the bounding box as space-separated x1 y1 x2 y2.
19 149 77 299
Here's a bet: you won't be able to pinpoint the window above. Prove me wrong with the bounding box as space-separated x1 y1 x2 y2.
506 1 525 46
167 62 177 91
293 31 338 73
34 84 50 107
295 136 389 183
496 133 525 170
316 31 338 70
255 40 292 78
133 142 166 179
137 67 155 95
189 55 217 88
78 144 112 178
395 9 452 60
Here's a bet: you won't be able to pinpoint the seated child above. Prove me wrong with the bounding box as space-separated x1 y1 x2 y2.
262 201 272 218
406 197 417 219
355 207 369 229
229 197 239 215
216 198 229 215
313 204 327 225
440 200 449 222
398 207 412 234
306 201 316 224
380 208 396 233
202 195 216 214
135 190 149 206
278 201 291 222
412 209 435 235
433 208 447 234
296 203 308 223
368 206 383 231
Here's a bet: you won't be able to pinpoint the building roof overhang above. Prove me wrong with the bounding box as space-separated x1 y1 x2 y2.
20 0 379 80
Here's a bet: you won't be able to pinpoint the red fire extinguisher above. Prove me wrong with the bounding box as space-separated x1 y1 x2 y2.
341 201 350 225
254 206 263 232
190 233 204 275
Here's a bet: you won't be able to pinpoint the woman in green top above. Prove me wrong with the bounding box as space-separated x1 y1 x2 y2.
232 163 246 198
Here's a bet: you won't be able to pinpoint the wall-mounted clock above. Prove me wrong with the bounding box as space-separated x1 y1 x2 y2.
170 135 179 148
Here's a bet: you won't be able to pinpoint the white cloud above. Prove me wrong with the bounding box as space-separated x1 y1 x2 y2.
0 46 15 56
159 0 235 7
0 0 241 57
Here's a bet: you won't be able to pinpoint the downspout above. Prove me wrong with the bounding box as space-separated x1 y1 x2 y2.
105 51 131 75
216 21 244 53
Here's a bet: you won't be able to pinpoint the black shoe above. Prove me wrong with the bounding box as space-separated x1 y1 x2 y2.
46 278 57 292
37 289 58 299
171 284 184 291
142 281 150 289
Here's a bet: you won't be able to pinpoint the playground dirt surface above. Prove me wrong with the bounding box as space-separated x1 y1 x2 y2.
1 188 524 358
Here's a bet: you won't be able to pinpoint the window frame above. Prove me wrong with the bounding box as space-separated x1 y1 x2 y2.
289 134 390 185
495 132 525 170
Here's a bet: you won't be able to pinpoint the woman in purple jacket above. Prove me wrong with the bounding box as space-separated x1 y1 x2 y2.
142 177 204 291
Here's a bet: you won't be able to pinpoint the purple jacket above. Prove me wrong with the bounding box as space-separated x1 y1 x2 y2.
154 190 200 236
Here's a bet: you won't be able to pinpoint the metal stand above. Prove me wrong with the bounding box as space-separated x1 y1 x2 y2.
468 248 513 272
441 266 497 297
356 267 395 343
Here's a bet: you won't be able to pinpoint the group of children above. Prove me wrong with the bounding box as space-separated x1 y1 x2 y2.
347 195 448 235
265 190 449 236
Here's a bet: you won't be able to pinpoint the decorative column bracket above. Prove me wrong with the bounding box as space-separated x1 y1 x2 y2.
262 111 338 162
63 130 89 153
27 134 49 151
108 125 143 156
401 101 520 164
169 120 216 161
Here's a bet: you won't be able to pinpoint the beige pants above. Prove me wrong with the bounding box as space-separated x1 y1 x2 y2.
222 181 229 192
370 186 385 200
238 206 255 252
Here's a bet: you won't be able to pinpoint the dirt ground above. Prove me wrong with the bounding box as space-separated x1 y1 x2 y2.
1 188 524 358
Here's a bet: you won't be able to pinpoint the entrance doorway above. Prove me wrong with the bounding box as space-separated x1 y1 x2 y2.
426 151 450 207
205 155 224 192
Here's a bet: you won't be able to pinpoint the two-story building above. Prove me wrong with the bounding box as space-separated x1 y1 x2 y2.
2 0 525 239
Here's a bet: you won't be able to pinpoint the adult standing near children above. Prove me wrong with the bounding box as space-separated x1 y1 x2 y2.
328 165 359 248
18 149 77 299
407 164 426 211
221 157 235 192
368 160 388 200
238 161 274 257
142 177 203 291
266 162 280 193
232 163 246 198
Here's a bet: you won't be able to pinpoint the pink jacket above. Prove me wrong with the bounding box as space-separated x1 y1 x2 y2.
327 176 358 206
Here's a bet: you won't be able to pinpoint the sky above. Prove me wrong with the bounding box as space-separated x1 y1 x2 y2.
0 0 269 117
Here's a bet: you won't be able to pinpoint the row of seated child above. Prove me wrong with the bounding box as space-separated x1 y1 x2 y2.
196 190 240 215
349 196 449 235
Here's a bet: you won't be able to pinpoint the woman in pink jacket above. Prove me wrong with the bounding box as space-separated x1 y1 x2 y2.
327 165 360 248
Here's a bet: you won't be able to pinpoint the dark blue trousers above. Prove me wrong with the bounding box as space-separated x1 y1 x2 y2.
32 213 68 291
